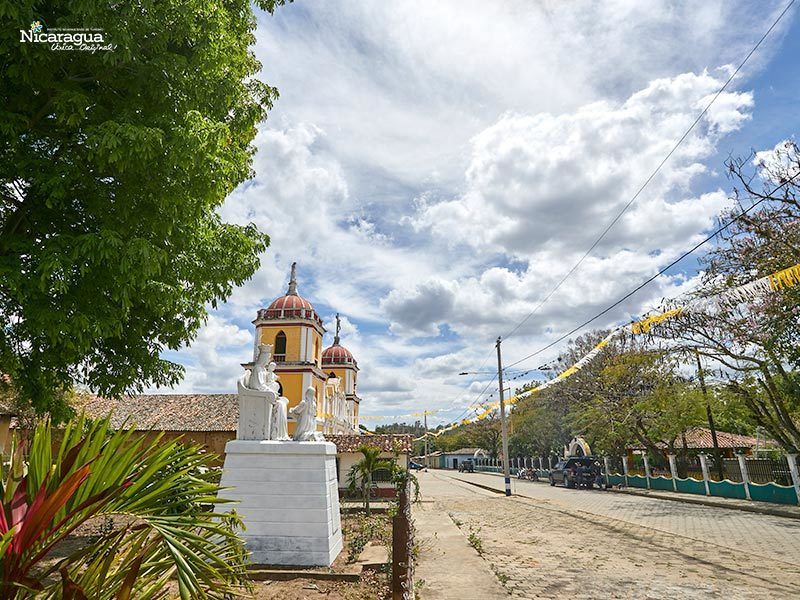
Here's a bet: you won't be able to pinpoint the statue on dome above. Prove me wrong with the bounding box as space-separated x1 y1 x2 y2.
291 386 324 441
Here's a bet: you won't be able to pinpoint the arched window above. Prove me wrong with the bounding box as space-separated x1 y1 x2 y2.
329 372 337 379
274 331 287 362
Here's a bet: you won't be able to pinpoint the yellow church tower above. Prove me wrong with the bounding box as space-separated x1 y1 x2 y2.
252 263 327 429
321 313 360 430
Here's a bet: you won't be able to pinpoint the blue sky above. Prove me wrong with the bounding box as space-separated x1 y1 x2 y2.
159 1 800 428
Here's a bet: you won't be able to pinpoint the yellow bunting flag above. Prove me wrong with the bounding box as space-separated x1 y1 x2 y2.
769 263 800 291
631 307 684 334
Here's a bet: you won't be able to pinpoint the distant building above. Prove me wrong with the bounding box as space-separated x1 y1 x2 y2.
420 447 487 469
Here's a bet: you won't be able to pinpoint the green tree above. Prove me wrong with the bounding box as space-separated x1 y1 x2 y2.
0 1 289 417
347 445 396 516
467 414 502 459
664 143 800 451
0 414 249 598
509 393 569 459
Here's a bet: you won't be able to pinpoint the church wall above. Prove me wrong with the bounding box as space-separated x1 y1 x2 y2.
257 323 323 366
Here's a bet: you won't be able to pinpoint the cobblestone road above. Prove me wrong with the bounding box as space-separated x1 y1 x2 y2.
417 470 800 599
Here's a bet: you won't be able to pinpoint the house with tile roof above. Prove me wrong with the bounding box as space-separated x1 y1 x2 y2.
626 427 777 458
73 394 411 486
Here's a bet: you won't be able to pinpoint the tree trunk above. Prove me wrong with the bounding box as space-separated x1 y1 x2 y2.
365 474 372 516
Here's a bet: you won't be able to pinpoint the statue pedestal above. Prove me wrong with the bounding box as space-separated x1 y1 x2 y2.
218 440 343 566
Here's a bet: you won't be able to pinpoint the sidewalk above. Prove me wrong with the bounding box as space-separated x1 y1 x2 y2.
414 472 508 599
465 469 800 519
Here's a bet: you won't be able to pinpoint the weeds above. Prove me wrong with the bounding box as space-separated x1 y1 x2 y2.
345 514 391 563
466 526 484 556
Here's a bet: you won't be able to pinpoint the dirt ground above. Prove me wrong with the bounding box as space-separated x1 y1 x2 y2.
250 569 389 600
247 510 392 599
39 510 392 599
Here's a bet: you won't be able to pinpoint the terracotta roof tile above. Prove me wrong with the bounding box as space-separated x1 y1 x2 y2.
324 434 411 453
627 427 776 450
77 394 238 432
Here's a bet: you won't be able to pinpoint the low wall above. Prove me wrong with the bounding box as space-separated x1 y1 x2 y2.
606 473 799 505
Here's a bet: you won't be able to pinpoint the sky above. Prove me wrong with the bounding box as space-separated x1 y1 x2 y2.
158 0 800 428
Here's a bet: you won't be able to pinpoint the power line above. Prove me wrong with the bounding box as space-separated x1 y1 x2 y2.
505 169 800 370
500 0 796 343
447 375 498 426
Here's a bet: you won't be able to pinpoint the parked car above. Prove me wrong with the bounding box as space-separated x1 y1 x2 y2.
409 461 424 470
458 459 475 473
549 456 602 488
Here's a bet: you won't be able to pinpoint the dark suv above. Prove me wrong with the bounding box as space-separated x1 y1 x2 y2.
458 459 475 473
549 456 601 488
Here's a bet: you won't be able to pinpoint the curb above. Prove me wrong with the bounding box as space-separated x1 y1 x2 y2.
451 470 800 520
610 487 800 520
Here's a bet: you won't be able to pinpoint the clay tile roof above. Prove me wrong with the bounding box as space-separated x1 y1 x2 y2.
76 394 238 432
627 427 776 451
325 434 412 453
682 427 770 449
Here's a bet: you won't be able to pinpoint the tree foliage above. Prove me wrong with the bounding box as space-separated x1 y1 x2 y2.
0 1 290 417
662 142 800 451
346 445 396 516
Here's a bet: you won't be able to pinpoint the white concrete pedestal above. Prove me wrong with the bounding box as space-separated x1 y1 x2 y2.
218 440 343 566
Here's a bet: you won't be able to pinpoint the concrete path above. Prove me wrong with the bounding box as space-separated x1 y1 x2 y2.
415 472 509 598
448 470 800 567
417 469 800 599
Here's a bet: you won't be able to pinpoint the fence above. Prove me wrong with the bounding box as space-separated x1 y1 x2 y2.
605 452 800 506
470 452 800 506
391 477 414 600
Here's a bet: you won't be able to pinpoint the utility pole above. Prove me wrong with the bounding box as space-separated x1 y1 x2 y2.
695 349 724 481
496 336 512 496
423 412 429 468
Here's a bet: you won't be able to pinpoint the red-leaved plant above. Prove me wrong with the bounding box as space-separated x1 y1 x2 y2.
0 415 249 599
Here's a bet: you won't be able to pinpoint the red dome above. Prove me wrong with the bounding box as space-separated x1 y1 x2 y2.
322 343 356 366
255 262 323 325
256 293 322 324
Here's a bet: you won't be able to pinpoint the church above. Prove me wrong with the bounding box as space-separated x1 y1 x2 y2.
248 262 360 436
66 264 411 489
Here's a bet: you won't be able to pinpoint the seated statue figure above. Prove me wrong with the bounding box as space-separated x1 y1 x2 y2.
240 344 272 391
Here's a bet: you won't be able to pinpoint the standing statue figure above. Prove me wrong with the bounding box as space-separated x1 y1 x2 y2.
291 386 323 441
271 396 290 440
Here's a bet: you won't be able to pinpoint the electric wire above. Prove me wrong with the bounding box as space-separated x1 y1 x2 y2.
500 0 796 344
504 168 800 370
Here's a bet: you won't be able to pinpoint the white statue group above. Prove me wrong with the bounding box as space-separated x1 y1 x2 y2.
238 344 323 442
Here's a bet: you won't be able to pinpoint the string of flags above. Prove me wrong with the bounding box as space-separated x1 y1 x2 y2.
413 262 800 442
357 410 440 421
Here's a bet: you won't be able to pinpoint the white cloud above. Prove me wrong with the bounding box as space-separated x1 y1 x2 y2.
157 1 795 424
154 315 253 393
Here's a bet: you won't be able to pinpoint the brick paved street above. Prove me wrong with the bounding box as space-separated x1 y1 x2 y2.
416 470 800 599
